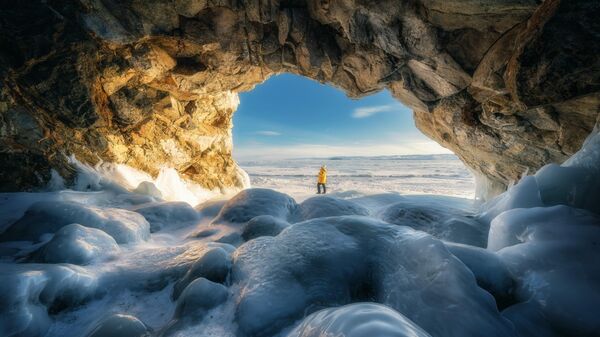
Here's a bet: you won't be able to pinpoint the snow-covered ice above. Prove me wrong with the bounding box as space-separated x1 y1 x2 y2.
239 154 475 201
0 131 599 337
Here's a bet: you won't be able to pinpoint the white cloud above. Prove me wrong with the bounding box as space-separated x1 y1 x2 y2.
352 105 393 118
255 130 281 136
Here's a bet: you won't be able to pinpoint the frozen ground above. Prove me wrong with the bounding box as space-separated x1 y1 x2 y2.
239 154 475 201
0 132 599 337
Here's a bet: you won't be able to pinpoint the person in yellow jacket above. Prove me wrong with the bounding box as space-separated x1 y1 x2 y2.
317 165 327 194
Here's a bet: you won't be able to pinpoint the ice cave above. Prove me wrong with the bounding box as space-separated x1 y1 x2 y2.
0 1 599 337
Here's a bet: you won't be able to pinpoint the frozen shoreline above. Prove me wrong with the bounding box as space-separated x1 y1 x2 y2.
239 155 476 201
0 132 599 337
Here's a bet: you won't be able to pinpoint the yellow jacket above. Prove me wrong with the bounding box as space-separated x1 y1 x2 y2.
318 167 327 184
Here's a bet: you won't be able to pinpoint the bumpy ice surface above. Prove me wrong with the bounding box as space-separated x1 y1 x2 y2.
0 131 599 337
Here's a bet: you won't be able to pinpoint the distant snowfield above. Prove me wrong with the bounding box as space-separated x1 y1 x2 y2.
239 154 475 201
0 134 599 337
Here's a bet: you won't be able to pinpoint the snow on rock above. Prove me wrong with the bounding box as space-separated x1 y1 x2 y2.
232 216 514 337
28 224 119 265
133 202 200 232
378 199 486 247
297 196 370 221
490 205 600 336
241 215 290 241
0 263 98 337
445 242 514 309
285 303 432 337
212 189 298 225
85 313 151 337
0 201 150 244
132 181 163 200
172 246 232 300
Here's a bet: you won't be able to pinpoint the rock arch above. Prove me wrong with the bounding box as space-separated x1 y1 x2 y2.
1 0 598 198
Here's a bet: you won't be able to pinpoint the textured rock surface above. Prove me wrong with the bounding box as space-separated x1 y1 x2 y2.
0 0 599 196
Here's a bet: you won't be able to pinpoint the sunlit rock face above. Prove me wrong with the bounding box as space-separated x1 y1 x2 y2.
0 0 598 196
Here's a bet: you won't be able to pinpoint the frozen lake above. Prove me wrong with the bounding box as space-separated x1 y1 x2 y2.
239 154 476 201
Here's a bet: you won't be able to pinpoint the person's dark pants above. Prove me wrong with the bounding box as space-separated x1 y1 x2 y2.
317 183 326 194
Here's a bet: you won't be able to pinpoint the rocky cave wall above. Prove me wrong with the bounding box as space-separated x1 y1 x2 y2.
0 0 599 197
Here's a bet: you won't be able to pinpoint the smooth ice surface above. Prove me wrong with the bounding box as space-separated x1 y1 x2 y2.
172 246 232 299
445 242 514 308
133 202 200 232
297 196 370 220
174 278 229 319
285 303 432 337
492 206 600 335
212 188 298 225
0 201 150 244
378 197 486 246
241 215 290 241
85 313 151 337
232 216 514 337
0 263 99 337
28 224 119 265
480 130 600 336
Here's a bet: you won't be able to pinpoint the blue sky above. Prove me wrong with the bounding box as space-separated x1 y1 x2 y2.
232 74 450 159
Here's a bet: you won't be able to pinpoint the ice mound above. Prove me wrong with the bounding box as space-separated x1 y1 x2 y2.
297 196 370 220
487 205 599 251
28 224 119 265
212 188 298 225
0 263 98 337
168 278 229 331
445 242 514 308
378 199 486 247
286 303 431 337
195 199 228 219
172 246 232 299
241 215 290 241
0 201 150 244
489 205 600 335
473 132 600 336
232 216 514 337
133 202 200 232
479 176 545 224
348 193 407 211
86 313 151 337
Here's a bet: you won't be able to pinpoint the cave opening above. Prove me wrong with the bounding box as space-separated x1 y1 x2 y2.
231 73 475 200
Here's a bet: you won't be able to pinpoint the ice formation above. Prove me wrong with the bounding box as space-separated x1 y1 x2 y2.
85 313 151 337
28 224 119 265
0 132 599 337
297 196 370 220
285 303 432 337
0 201 150 244
133 202 200 233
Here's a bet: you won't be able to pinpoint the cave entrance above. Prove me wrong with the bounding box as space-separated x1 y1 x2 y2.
232 74 475 200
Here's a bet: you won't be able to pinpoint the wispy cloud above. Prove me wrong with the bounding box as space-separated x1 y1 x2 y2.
255 130 281 136
352 105 394 118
